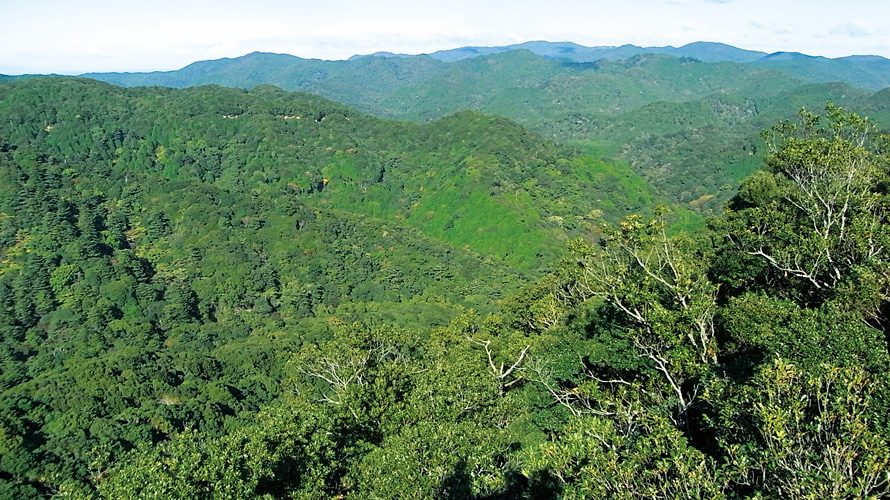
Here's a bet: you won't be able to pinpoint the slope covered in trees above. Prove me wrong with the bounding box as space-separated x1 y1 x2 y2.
85 50 808 123
79 47 890 216
0 77 679 497
548 81 890 213
0 78 672 272
1 74 889 498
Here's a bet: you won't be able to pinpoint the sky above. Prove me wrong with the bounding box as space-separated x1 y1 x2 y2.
2 0 890 75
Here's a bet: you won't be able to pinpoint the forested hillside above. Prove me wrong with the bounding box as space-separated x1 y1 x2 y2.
548 81 890 211
2 71 890 498
78 46 890 215
1 78 672 270
84 50 808 122
0 77 679 497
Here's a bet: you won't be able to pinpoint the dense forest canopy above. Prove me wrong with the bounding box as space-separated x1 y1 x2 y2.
0 72 889 499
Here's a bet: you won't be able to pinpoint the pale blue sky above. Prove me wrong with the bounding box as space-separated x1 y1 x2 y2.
2 0 889 74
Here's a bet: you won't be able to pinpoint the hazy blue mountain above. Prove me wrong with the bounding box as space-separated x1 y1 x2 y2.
347 51 414 60
0 73 53 82
427 41 768 63
752 53 890 91
85 51 449 108
759 51 821 61
82 41 890 98
659 41 768 62
843 54 890 69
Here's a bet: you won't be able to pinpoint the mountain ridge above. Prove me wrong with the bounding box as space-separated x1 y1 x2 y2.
423 40 770 63
80 40 890 97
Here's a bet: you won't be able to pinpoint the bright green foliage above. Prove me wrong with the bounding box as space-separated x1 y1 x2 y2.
706 358 890 499
716 104 890 315
515 105 890 499
0 79 547 496
718 293 890 373
91 430 275 500
349 420 509 499
556 210 718 422
98 320 521 499
520 414 725 500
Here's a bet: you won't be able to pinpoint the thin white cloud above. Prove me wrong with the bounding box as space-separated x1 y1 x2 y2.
829 23 870 38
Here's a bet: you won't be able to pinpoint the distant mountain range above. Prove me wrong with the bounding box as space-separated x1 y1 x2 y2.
424 41 770 64
77 40 890 93
349 41 770 63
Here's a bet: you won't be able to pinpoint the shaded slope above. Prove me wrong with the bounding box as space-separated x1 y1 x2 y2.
543 81 890 214
377 52 805 123
753 53 890 91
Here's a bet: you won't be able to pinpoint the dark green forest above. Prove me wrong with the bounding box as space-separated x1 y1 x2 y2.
1 74 890 499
